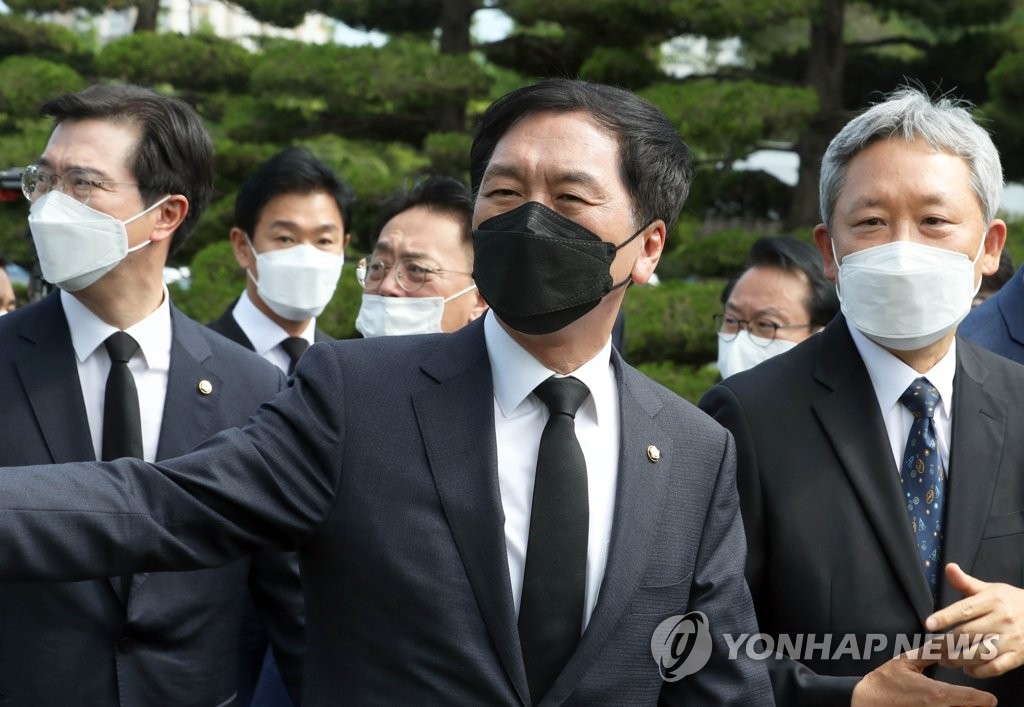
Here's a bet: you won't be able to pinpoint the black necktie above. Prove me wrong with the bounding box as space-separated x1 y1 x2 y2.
102 332 143 461
280 336 309 375
519 375 590 703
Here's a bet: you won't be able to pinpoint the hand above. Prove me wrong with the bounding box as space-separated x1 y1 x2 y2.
925 563 1024 678
851 648 997 706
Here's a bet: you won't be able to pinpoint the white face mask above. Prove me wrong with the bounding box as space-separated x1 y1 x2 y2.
355 285 477 337
834 237 984 351
248 239 344 322
717 331 798 379
28 191 169 292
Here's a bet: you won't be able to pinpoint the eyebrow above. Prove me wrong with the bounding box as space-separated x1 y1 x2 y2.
848 194 951 210
482 162 604 191
265 219 341 233
36 156 118 181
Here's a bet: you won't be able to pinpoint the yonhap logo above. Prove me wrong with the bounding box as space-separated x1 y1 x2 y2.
650 611 713 681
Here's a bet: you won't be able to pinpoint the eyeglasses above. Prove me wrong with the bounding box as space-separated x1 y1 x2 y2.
22 164 138 205
713 313 812 345
358 257 472 294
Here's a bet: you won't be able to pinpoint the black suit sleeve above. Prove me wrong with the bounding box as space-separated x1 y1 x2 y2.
0 343 346 581
699 383 859 707
250 548 306 705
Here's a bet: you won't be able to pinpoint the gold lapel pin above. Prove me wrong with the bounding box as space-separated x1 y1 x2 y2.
198 379 213 395
647 445 661 463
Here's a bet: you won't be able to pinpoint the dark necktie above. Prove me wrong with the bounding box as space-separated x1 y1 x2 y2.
280 336 309 375
519 375 590 703
898 377 946 600
102 332 143 461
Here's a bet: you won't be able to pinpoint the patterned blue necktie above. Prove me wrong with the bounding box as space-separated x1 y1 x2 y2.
898 377 946 600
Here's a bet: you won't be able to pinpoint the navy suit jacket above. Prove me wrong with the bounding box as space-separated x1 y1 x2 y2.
960 265 1024 365
0 317 772 705
700 316 1024 706
0 293 305 707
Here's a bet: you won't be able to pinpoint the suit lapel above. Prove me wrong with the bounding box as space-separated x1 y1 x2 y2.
155 308 219 461
208 304 254 350
126 309 218 599
412 321 529 706
14 294 94 463
811 318 935 619
542 355 673 706
939 341 1006 606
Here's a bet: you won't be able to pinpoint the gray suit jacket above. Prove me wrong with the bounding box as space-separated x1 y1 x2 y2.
700 315 1024 706
0 317 772 705
0 293 305 707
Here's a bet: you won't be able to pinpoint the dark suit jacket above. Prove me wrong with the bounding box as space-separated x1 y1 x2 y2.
960 264 1024 365
209 302 334 350
0 293 305 707
208 300 316 707
0 317 772 706
700 315 1024 706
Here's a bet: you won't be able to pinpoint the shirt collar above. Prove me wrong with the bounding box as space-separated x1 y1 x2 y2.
233 290 315 355
847 319 956 421
483 310 614 424
61 288 172 370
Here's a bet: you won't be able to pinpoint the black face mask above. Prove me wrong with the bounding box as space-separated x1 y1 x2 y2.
472 201 647 335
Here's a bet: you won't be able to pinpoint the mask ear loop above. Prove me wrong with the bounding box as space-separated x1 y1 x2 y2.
611 218 656 290
123 194 172 254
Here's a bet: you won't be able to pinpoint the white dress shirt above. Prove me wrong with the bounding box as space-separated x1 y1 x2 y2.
848 321 955 475
61 289 171 463
484 311 620 630
232 290 316 374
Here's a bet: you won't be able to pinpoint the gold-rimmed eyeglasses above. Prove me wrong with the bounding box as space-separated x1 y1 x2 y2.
358 257 472 294
21 164 138 205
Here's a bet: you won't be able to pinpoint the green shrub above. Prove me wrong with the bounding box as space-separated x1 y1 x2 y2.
0 56 85 121
96 32 253 93
633 361 720 405
171 241 244 323
658 229 762 279
621 278 726 366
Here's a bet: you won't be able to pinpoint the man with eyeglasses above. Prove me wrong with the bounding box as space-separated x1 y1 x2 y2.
715 236 838 379
0 79 772 705
355 175 487 336
0 83 304 706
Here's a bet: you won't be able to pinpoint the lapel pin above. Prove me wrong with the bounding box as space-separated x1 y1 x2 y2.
198 379 213 395
647 445 661 463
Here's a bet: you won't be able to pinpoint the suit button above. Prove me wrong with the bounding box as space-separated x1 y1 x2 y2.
117 636 134 653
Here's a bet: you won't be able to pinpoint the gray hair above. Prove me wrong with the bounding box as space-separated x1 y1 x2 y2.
819 87 1003 231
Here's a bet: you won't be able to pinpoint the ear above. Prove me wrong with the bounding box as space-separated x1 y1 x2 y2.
630 219 666 285
342 231 352 252
980 219 1007 276
229 227 254 270
467 287 489 323
149 195 188 245
813 224 838 282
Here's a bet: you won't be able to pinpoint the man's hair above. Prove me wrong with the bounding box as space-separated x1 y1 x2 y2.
234 147 355 238
469 78 693 233
722 236 840 328
819 86 1003 231
369 176 473 249
41 83 214 256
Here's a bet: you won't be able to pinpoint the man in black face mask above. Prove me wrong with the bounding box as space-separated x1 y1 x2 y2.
0 79 771 706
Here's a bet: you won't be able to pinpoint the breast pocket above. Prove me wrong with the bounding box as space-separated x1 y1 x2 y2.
982 510 1024 539
629 573 693 616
